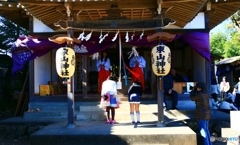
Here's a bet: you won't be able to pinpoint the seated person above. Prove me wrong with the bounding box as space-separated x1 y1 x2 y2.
163 73 178 110
219 76 230 100
225 92 236 104
170 68 185 82
218 99 238 114
233 77 240 109
210 78 220 102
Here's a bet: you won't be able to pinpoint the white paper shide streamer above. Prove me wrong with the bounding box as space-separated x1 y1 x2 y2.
91 52 99 60
78 29 85 41
125 31 129 42
139 30 144 40
112 31 119 42
99 32 109 44
84 30 93 41
131 31 135 41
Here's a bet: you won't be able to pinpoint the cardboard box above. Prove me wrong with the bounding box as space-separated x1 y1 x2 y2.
40 85 50 96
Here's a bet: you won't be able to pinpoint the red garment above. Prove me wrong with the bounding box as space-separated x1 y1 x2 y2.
132 65 145 91
98 67 110 93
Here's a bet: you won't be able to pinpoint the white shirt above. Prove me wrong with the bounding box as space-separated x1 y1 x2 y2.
101 79 117 96
220 82 230 92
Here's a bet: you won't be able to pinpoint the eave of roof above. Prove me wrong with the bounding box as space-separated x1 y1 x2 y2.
216 56 240 66
0 0 239 32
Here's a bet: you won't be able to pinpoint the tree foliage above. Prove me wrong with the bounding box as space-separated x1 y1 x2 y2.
0 16 27 54
0 16 28 103
210 10 240 58
229 11 240 32
224 32 240 57
210 32 226 57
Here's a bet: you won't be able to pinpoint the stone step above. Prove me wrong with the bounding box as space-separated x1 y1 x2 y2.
27 99 195 112
24 111 68 119
76 111 163 121
79 103 159 112
25 100 196 119
27 102 101 111
76 109 191 121
30 121 197 145
24 110 161 121
24 108 191 121
28 102 69 111
23 107 229 122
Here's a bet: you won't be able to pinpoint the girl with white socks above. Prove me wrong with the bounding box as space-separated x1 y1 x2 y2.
128 80 142 124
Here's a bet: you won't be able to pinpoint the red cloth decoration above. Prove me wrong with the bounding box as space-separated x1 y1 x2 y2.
131 65 145 91
121 54 144 90
121 56 140 79
98 67 110 93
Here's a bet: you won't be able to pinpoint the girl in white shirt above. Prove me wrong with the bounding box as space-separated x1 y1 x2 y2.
219 76 230 100
101 76 119 124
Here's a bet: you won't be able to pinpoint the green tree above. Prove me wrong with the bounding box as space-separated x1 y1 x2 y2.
0 16 27 54
210 13 240 58
210 32 226 57
229 11 240 32
224 31 240 57
0 16 28 109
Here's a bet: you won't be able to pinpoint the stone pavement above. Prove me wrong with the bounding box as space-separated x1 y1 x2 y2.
30 120 196 145
0 95 232 145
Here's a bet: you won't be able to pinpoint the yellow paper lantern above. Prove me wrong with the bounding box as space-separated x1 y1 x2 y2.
56 47 75 78
151 45 171 76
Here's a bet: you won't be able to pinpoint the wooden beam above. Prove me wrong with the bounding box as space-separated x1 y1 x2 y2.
97 10 102 19
0 2 21 9
162 0 200 2
29 28 209 39
141 9 145 18
24 5 42 13
0 6 20 10
86 11 93 20
211 0 240 5
33 9 57 19
54 19 178 29
162 28 209 33
19 1 63 6
131 9 133 19
28 7 54 16
55 1 157 11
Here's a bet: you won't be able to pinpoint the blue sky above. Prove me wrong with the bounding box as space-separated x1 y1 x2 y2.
210 18 230 36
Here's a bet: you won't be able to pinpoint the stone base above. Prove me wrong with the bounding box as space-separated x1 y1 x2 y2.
30 121 196 145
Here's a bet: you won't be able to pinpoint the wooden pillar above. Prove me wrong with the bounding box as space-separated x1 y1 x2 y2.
29 16 34 98
82 55 88 97
151 71 157 98
204 11 211 93
65 2 75 128
156 6 165 126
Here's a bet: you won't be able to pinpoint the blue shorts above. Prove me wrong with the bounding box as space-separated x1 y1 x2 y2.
128 93 140 103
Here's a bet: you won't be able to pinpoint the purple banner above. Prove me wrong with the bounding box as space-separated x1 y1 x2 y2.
11 32 210 74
